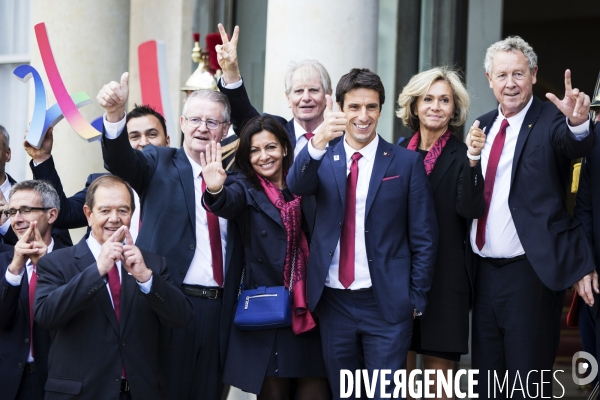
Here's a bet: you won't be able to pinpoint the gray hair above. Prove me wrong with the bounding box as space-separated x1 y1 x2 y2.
284 60 332 95
182 90 231 122
484 36 538 75
0 125 10 150
10 180 60 211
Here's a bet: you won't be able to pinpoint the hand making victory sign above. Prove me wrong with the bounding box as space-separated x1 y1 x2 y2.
216 23 240 85
312 95 346 150
200 141 227 195
546 69 591 126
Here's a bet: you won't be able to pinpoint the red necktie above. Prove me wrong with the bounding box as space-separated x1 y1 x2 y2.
304 132 314 141
476 119 510 250
201 174 224 287
107 265 127 378
339 152 362 288
28 264 37 357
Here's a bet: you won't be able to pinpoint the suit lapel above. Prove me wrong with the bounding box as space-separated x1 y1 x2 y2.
74 239 120 335
365 139 395 217
331 139 348 210
173 147 196 229
248 188 283 229
119 265 135 334
286 119 296 148
511 97 541 183
429 136 458 194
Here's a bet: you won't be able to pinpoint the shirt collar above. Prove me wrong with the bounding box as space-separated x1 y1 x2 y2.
343 133 379 163
498 96 533 130
185 153 203 178
294 120 323 140
0 173 11 194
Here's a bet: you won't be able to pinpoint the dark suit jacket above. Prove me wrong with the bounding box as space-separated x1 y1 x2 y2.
101 128 243 363
34 238 193 400
30 156 104 230
458 96 596 291
203 173 326 393
399 135 472 353
0 240 67 400
287 135 439 323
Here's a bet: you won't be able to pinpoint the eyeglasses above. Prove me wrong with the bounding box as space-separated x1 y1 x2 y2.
3 206 51 218
183 117 227 130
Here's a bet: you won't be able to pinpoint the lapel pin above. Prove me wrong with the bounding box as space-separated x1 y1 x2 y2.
333 155 340 161
383 152 390 157
528 124 532 128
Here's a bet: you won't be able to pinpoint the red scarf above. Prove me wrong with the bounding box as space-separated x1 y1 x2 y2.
257 174 316 334
407 129 451 175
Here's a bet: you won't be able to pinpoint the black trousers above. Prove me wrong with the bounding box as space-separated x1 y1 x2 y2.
472 256 564 399
162 295 223 400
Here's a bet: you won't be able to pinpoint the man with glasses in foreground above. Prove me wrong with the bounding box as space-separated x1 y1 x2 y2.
0 180 65 400
98 75 242 400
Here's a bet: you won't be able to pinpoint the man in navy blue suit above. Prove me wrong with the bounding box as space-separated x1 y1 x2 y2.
462 36 595 398
288 68 438 399
0 180 65 400
98 73 242 400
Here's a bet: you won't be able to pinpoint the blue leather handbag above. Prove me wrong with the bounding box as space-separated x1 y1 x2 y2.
234 286 292 330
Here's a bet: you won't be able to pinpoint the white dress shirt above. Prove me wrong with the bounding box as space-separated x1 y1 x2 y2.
0 175 12 236
5 239 54 362
104 115 227 287
308 134 379 289
471 97 589 257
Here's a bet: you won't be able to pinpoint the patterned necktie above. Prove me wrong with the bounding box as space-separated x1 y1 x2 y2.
201 173 224 287
476 119 510 250
107 265 126 378
339 152 363 288
28 264 37 357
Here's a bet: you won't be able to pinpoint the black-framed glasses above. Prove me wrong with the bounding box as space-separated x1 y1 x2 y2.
183 117 227 130
3 206 51 218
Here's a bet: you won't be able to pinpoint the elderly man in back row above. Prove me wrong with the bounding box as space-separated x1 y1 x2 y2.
461 36 595 398
98 76 243 399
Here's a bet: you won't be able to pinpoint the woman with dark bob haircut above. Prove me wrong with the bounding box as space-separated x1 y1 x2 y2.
201 116 330 399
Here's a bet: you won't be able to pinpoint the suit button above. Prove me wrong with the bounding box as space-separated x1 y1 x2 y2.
180 272 185 278
261 231 267 237
338 222 342 227
17 363 23 368
24 338 29 344
257 258 263 263
115 377 120 382
190 244 195 250
329 251 333 256
121 342 125 347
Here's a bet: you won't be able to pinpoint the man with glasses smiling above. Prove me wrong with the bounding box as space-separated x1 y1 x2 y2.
98 75 243 400
0 180 65 400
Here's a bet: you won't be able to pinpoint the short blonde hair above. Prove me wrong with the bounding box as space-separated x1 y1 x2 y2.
396 66 470 133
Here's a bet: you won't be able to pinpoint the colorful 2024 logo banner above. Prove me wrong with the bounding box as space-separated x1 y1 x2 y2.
15 23 103 149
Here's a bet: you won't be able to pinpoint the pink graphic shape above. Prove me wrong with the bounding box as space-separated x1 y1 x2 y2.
34 22 101 142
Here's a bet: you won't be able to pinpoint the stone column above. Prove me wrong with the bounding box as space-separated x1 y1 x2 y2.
128 0 195 147
262 0 379 121
29 0 131 240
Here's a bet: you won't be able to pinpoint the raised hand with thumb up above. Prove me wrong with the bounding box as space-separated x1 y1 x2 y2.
313 95 347 150
97 72 129 122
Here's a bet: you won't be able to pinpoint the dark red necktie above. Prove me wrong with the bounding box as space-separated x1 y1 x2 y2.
201 174 224 287
28 264 37 357
304 132 314 141
107 265 126 378
339 152 362 288
476 119 510 250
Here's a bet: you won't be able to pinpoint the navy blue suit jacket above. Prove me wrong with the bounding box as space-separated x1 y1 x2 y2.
0 240 66 400
287 135 439 323
101 128 243 363
34 238 192 400
459 97 596 291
